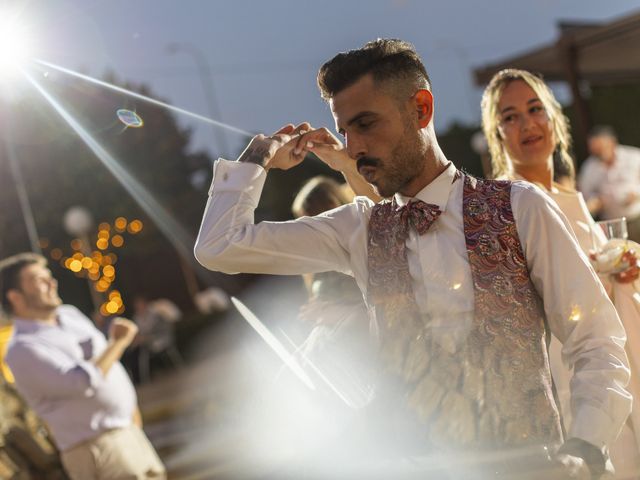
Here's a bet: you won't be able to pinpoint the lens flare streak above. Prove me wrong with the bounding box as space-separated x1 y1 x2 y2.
279 330 354 407
23 69 198 267
33 59 253 138
231 297 316 391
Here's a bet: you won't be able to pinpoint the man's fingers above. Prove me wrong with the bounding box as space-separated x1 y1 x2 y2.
273 124 295 135
292 122 311 135
293 127 341 155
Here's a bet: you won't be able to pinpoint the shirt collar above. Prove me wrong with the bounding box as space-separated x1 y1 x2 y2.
12 312 61 334
394 162 458 212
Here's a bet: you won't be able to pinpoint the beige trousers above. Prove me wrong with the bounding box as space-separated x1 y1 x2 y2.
61 425 166 480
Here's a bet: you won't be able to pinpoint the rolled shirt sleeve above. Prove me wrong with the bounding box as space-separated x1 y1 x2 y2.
513 182 631 449
7 340 105 400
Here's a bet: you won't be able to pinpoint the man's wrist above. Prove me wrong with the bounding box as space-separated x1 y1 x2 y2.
237 146 269 168
558 438 607 478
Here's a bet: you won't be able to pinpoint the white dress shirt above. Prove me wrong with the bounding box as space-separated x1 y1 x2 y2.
579 144 640 220
195 159 631 450
6 305 137 451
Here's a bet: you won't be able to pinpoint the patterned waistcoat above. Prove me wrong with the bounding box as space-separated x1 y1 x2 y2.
367 174 563 450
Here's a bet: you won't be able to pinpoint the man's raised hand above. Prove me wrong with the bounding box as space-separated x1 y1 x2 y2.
237 123 311 171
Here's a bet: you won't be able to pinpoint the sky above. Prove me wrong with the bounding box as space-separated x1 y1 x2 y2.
7 0 640 159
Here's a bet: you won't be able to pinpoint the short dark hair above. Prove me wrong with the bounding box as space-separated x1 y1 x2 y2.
588 125 617 140
0 253 46 314
317 38 431 101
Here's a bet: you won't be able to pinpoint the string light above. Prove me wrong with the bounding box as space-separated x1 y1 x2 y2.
58 215 145 315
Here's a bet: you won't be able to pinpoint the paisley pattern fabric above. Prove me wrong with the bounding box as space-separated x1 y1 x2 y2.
366 173 563 451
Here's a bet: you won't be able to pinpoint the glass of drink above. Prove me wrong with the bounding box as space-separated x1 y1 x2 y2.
596 217 628 241
590 217 630 274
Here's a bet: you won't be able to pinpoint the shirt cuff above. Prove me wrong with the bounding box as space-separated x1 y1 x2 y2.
208 159 267 200
569 403 620 449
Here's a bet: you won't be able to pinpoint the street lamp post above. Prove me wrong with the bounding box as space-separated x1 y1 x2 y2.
166 42 230 158
63 206 102 313
1 104 42 255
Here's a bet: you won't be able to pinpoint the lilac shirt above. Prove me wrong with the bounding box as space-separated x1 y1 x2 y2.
6 305 137 451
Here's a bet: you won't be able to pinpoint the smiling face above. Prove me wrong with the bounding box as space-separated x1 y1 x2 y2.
10 263 62 318
329 74 427 198
496 80 556 176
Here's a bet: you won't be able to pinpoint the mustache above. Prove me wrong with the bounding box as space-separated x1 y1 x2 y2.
356 157 380 170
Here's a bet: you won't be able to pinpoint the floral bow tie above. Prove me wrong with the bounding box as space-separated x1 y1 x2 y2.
397 199 442 236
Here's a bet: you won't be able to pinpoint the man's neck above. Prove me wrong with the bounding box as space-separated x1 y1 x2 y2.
15 308 58 325
400 147 450 197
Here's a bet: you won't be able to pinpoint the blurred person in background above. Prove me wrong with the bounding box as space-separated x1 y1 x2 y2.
0 253 165 480
195 39 630 479
481 68 640 478
292 176 377 410
579 126 640 242
132 295 184 383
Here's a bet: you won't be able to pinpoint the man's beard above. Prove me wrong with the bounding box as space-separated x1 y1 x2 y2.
26 291 62 313
375 134 425 198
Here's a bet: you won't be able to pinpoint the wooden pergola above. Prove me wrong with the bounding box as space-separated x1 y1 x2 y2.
473 10 640 145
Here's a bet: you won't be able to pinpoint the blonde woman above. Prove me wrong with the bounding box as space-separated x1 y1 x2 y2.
482 68 640 478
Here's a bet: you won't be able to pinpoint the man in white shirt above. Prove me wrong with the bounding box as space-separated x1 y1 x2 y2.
0 253 165 480
579 125 640 242
195 39 630 479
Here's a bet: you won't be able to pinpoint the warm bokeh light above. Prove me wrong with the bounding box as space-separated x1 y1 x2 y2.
111 234 124 247
127 219 143 234
50 248 63 260
103 265 115 277
95 280 109 292
98 230 110 240
72 252 83 261
569 305 582 322
88 271 100 281
96 238 108 250
70 239 82 251
81 257 93 269
69 259 82 272
114 217 127 232
105 301 119 314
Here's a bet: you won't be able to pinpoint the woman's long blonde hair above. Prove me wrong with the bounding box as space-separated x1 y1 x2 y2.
480 68 575 181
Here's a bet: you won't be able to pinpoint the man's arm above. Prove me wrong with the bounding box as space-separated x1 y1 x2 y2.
513 183 631 464
194 127 368 276
94 317 138 376
6 317 138 400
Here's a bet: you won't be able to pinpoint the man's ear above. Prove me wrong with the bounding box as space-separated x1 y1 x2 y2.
6 289 22 312
414 89 434 128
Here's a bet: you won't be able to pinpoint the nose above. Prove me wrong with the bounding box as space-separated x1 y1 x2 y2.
345 133 367 160
520 111 535 131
